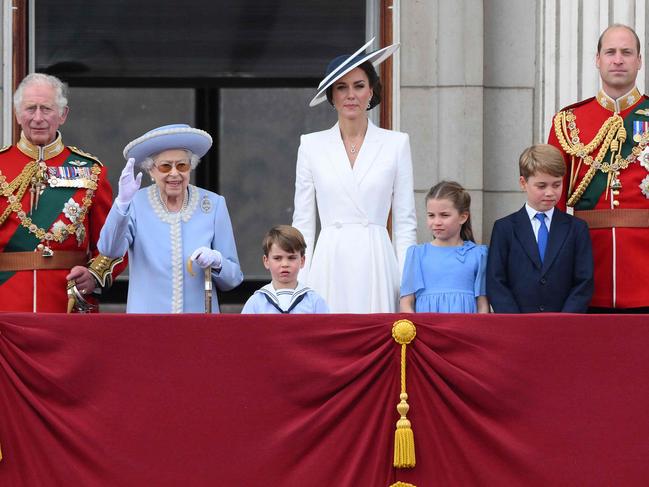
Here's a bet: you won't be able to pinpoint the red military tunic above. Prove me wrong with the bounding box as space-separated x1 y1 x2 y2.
0 133 124 312
548 87 649 308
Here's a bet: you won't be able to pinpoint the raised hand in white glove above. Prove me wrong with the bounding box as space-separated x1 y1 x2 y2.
116 158 142 211
190 247 222 269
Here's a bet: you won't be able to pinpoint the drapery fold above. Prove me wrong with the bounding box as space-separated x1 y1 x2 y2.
1 313 648 486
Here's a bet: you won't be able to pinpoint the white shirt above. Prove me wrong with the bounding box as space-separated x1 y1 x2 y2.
525 203 554 242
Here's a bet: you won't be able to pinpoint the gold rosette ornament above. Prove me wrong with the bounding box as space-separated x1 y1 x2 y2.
392 319 417 470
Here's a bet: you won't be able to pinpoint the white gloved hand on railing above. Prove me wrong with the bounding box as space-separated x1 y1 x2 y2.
190 247 222 269
115 158 142 212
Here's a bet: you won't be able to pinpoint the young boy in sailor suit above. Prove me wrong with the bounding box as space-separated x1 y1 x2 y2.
242 225 329 314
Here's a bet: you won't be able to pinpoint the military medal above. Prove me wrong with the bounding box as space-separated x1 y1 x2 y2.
640 175 649 198
47 166 94 188
633 120 649 143
639 147 649 171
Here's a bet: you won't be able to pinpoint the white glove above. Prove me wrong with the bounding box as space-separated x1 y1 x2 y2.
190 247 222 269
116 158 142 211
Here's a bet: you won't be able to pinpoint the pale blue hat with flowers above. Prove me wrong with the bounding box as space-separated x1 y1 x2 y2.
123 124 213 163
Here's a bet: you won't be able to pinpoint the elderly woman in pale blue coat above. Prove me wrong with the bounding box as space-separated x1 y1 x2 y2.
98 124 243 313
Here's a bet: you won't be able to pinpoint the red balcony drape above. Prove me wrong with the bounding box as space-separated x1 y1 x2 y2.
1 313 648 486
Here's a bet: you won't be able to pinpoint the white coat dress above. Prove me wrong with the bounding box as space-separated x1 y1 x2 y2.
292 120 417 313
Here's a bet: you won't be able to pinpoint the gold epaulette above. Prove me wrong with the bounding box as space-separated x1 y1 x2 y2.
67 146 103 166
88 254 124 288
0 144 11 153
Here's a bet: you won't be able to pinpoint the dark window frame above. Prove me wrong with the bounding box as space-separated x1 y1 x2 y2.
62 76 321 305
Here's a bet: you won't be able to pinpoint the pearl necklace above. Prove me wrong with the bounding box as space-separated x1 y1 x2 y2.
159 187 189 214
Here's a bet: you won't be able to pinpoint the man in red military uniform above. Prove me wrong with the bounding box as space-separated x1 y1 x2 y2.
548 24 649 312
0 73 125 312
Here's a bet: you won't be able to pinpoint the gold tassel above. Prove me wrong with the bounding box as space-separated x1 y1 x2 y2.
66 280 76 314
389 482 416 487
392 319 417 469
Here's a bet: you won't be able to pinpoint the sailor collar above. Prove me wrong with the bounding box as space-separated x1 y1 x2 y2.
17 131 65 161
257 282 311 313
596 87 641 113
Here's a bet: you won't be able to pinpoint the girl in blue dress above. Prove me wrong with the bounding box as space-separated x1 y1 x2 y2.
400 181 489 313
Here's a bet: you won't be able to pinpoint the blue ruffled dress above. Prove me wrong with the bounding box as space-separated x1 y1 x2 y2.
400 241 488 313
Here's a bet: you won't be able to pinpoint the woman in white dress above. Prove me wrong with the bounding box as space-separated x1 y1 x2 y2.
292 39 417 313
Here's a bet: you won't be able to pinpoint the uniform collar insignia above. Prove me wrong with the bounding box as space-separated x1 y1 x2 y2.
17 131 65 161
597 87 641 113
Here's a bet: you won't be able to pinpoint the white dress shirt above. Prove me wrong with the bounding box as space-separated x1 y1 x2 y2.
525 203 554 242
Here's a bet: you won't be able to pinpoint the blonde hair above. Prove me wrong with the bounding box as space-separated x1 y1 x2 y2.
519 144 566 180
425 181 475 242
262 225 307 256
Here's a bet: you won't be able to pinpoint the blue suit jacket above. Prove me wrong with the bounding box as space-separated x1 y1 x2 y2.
486 206 594 313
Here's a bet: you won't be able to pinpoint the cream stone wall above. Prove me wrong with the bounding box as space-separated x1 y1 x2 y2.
400 0 486 243
399 0 648 245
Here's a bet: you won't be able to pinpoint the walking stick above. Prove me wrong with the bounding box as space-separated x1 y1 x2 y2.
187 258 213 313
204 267 212 314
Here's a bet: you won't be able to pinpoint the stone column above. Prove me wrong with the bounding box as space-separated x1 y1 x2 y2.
400 0 486 242
538 0 647 142
482 0 537 243
1 0 8 144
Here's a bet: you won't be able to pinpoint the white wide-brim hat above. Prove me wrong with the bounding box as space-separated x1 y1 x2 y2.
123 124 213 164
309 37 400 107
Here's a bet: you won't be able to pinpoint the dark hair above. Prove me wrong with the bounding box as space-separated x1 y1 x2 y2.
325 61 382 110
425 181 475 242
262 225 307 256
597 24 641 54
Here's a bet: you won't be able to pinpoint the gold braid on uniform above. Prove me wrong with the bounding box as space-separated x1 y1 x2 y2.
0 161 39 226
0 163 100 242
88 254 124 288
553 110 648 206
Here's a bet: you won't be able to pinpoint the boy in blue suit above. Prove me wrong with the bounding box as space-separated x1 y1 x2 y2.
487 144 594 313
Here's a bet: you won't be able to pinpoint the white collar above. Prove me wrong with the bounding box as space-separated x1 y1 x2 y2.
525 203 554 222
257 282 311 310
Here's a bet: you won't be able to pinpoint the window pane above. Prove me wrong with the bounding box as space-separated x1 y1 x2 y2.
62 87 195 194
219 88 335 279
36 0 365 79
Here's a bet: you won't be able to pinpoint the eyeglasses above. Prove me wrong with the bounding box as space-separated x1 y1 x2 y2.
154 159 191 173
